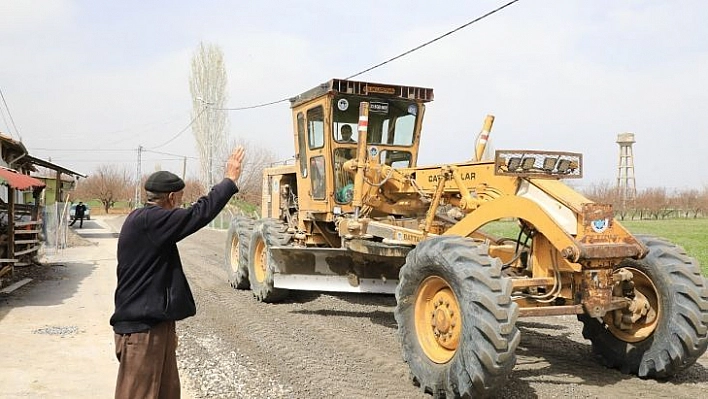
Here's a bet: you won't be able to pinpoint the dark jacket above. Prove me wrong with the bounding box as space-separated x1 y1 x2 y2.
110 178 238 334
75 203 86 217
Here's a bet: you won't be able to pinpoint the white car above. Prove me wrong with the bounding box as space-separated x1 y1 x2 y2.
69 204 91 220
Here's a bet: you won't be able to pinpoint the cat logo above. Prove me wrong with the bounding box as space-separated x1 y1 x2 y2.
427 172 475 183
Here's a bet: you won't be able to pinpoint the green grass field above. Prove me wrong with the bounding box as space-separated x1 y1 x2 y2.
482 218 708 275
621 219 708 275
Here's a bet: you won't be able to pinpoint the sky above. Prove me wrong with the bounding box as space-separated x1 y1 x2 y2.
0 0 706 191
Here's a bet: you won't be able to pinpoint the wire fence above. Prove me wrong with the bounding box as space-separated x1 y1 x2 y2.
42 202 71 255
40 202 251 250
209 205 260 230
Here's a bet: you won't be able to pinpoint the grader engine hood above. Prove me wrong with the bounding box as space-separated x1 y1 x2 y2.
523 178 648 262
575 203 648 260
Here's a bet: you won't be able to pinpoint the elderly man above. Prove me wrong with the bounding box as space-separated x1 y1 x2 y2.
110 146 245 399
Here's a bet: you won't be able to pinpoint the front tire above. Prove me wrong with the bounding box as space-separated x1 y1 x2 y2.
224 216 253 289
395 236 520 398
579 235 708 378
248 218 290 303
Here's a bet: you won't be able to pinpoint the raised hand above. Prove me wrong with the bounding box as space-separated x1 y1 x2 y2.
225 146 246 182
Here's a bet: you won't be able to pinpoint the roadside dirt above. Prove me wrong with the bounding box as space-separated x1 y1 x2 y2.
0 219 119 398
176 228 708 398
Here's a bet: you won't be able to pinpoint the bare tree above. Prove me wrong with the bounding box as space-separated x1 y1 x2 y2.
673 188 703 218
581 180 627 219
635 187 670 220
73 165 134 214
189 42 229 194
182 177 205 205
227 139 279 206
700 186 708 218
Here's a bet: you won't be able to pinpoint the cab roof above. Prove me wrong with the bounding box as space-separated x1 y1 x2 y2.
289 78 434 108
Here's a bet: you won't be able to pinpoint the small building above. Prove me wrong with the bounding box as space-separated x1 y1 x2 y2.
25 173 75 205
0 134 84 285
26 155 86 205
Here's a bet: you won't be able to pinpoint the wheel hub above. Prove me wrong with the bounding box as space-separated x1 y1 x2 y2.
229 237 239 274
430 291 459 350
606 267 661 342
253 239 267 283
415 276 462 363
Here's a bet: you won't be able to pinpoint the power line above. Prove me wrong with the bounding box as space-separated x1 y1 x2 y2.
25 2 523 172
0 87 23 141
98 110 192 148
148 106 208 150
0 97 11 134
34 2 522 158
346 0 521 79
213 1 521 112
214 97 290 111
31 148 134 152
143 148 198 160
47 157 182 163
30 147 198 163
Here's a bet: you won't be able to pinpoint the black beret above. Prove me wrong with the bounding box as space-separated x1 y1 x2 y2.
144 171 185 193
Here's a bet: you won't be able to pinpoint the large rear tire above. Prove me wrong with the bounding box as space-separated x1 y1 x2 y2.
224 216 253 289
248 218 290 303
579 234 708 378
395 236 520 398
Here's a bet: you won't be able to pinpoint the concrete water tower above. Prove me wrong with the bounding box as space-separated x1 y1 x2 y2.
616 132 637 207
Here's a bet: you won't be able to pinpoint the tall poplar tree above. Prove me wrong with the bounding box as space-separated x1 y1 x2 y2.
189 42 229 193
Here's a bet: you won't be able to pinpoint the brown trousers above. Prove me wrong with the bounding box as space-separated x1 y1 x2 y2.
114 321 180 399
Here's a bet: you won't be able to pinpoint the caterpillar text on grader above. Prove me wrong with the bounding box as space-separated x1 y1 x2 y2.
224 78 708 397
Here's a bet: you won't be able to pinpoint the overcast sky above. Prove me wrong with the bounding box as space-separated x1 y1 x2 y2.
1 1 706 191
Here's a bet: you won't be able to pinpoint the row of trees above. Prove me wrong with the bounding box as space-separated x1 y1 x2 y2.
581 181 708 220
69 141 277 214
71 161 707 220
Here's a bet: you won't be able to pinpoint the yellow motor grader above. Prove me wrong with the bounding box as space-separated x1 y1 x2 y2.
225 78 708 398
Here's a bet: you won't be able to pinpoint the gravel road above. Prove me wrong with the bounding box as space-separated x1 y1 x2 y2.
4 217 698 398
168 227 708 398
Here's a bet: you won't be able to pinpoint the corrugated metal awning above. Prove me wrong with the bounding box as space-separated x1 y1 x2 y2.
23 155 86 178
0 166 46 190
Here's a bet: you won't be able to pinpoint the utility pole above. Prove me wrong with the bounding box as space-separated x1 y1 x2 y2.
182 156 187 180
134 145 143 209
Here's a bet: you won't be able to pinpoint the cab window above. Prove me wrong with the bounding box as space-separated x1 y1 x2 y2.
332 96 417 147
307 106 325 149
333 148 356 203
297 112 307 177
310 155 326 200
380 150 412 168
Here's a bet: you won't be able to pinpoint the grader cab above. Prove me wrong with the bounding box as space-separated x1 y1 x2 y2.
225 78 708 397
